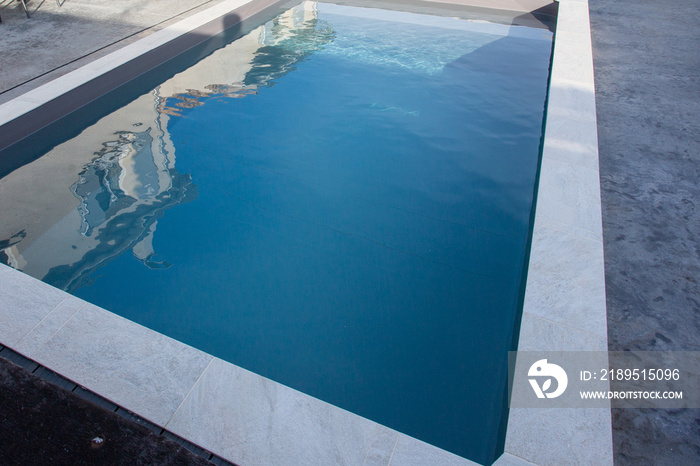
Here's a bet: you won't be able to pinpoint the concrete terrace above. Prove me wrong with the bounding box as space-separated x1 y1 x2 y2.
0 0 694 464
589 0 700 463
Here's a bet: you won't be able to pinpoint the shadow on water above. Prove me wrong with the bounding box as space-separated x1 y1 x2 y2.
435 5 557 463
513 2 557 32
429 30 555 464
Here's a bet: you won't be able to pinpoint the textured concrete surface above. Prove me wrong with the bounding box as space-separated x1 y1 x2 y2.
589 0 700 464
0 0 230 103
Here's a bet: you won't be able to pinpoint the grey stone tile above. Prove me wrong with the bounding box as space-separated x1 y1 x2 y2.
504 407 613 466
542 115 599 172
81 30 183 75
389 434 477 466
535 156 603 238
16 67 103 105
516 312 607 352
534 216 602 243
492 452 537 466
0 98 39 126
30 303 212 426
546 80 597 123
0 264 69 347
364 425 399 466
523 224 607 338
167 357 377 466
555 0 592 37
14 295 85 357
550 30 595 89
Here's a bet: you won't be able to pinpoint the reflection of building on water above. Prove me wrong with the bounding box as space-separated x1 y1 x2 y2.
0 105 198 292
0 2 329 293
43 124 198 291
159 1 332 115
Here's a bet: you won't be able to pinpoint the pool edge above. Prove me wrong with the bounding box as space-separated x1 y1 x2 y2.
498 0 613 465
0 0 613 464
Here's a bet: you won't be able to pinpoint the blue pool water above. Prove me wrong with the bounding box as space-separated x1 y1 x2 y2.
0 3 553 463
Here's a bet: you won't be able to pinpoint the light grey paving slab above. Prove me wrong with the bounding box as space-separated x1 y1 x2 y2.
389 434 477 466
555 0 592 36
167 357 378 465
79 31 183 74
535 156 603 238
0 264 70 347
517 312 607 352
30 303 213 426
534 215 601 242
550 31 595 86
492 452 537 466
8 67 102 105
0 99 41 125
505 407 613 466
502 0 612 464
14 295 85 357
541 115 599 172
545 80 597 124
523 223 607 338
364 425 399 466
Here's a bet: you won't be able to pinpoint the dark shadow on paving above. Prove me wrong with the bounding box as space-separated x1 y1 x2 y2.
0 357 211 465
589 0 700 463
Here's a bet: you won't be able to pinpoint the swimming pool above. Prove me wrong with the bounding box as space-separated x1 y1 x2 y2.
0 1 554 463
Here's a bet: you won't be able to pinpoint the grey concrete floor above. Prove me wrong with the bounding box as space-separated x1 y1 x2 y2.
1 0 699 464
0 0 230 103
589 0 700 464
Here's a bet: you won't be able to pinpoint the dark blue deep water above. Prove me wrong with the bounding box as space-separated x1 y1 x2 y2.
1 4 553 464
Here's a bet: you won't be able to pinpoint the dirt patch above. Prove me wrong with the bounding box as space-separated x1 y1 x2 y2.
0 357 213 465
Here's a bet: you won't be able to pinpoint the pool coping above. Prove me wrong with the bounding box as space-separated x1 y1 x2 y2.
0 0 612 464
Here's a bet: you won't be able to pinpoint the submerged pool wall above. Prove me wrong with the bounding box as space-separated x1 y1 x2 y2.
0 0 612 464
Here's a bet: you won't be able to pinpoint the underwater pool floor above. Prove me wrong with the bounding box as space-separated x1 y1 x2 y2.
0 0 612 464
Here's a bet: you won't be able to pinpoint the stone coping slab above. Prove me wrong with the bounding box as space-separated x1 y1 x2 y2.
0 0 612 464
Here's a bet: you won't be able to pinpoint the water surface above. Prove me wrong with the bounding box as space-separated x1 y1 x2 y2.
0 3 553 463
